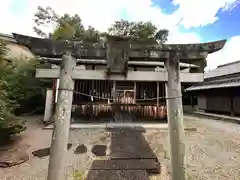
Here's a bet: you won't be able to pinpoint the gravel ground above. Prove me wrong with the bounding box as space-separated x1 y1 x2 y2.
0 115 240 180
146 116 240 180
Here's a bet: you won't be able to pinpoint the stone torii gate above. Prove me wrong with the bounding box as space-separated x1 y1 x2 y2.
13 33 226 180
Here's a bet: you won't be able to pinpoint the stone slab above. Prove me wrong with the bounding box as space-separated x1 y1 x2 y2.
109 128 157 160
86 170 149 180
90 159 160 171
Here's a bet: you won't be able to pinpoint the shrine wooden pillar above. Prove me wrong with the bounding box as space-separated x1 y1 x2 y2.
157 81 160 106
134 82 137 103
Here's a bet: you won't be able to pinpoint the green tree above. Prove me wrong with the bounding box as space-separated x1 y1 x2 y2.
33 6 59 38
82 26 101 42
4 59 52 115
52 14 85 40
0 41 52 144
33 7 168 44
33 6 100 42
108 19 169 44
0 42 26 144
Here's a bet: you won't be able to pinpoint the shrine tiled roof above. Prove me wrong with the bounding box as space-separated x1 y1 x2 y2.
185 77 240 91
204 60 240 79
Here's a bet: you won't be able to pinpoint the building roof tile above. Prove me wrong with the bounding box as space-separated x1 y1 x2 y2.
186 77 240 91
204 60 240 79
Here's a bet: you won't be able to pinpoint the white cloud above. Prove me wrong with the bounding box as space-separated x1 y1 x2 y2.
221 0 240 12
207 36 240 69
0 0 239 69
172 0 237 28
0 1 35 36
0 0 205 43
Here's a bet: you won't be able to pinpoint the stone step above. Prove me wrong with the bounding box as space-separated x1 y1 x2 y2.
86 170 149 180
90 159 160 172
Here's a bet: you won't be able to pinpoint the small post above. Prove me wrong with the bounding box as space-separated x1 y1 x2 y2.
190 94 194 108
157 82 159 106
230 94 234 116
55 79 60 103
44 89 53 123
47 52 77 180
134 82 137 103
112 81 116 102
112 80 116 122
165 53 186 180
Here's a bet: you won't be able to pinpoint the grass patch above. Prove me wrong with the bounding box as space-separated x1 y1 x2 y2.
72 170 86 180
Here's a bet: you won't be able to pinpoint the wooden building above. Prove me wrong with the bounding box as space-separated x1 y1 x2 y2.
186 60 240 116
11 33 226 123
50 62 201 122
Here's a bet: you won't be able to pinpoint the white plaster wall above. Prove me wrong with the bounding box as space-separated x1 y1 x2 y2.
5 43 34 59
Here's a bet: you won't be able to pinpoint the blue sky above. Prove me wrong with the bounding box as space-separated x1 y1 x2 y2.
151 0 240 42
1 0 240 69
179 3 240 42
9 0 27 16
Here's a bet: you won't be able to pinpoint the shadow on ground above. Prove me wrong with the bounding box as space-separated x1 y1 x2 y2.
32 143 73 158
86 127 161 180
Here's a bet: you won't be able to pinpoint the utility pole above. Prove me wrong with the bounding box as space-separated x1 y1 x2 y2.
47 51 77 180
165 52 186 180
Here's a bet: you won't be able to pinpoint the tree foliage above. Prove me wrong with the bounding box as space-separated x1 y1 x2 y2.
0 42 24 143
108 19 169 44
0 42 51 144
33 6 59 38
33 6 100 42
33 6 169 44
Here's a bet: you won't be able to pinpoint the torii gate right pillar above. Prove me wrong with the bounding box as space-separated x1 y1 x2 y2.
163 39 227 180
165 52 185 180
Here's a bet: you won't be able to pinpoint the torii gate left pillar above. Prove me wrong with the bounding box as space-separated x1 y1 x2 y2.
47 52 77 180
165 52 185 180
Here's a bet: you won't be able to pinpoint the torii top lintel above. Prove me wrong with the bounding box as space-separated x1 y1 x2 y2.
12 33 226 63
